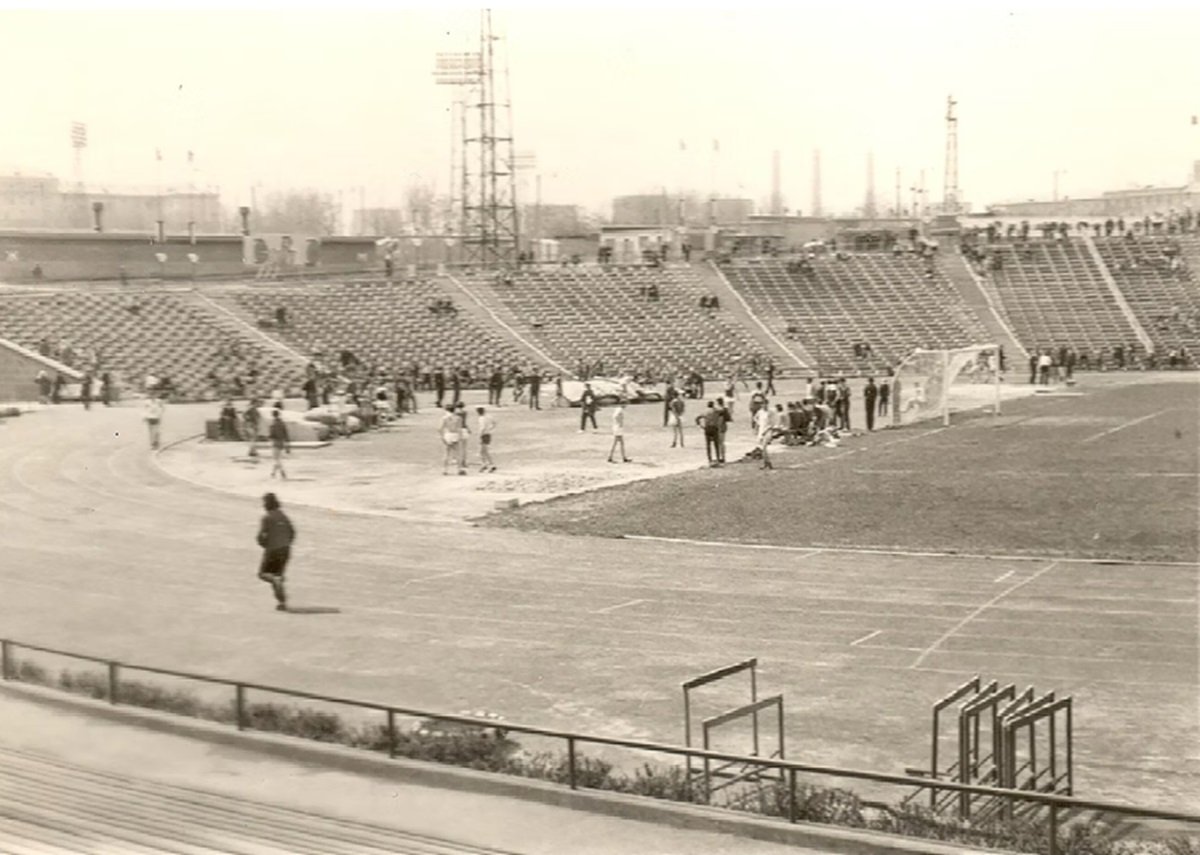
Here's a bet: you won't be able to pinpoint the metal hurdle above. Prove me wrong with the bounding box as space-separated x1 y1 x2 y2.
683 658 788 803
701 694 786 803
957 681 1017 818
999 695 1074 819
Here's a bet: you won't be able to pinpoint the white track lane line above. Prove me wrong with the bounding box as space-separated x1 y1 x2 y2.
592 598 647 615
909 560 1061 669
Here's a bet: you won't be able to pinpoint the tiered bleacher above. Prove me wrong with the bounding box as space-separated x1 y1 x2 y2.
982 240 1138 357
1093 236 1200 357
0 288 301 399
229 279 534 377
462 264 766 377
721 254 991 374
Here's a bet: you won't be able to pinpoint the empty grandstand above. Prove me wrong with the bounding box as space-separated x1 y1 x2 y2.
1092 236 1200 357
458 264 770 378
720 253 992 375
979 239 1141 357
0 287 304 399
224 278 542 378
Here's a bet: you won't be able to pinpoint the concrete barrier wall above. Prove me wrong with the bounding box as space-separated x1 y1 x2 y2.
0 338 81 402
0 231 383 283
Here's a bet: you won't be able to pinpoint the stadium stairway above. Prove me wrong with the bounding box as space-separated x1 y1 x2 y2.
695 260 813 372
1080 234 1155 353
186 287 312 367
942 250 1028 363
434 272 567 374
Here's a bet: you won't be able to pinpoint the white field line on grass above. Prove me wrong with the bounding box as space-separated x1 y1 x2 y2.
993 570 1015 583
620 534 1199 567
1080 407 1175 443
909 560 1061 669
849 629 882 647
592 598 648 615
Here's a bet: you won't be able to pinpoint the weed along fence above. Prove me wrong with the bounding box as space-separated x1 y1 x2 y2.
3 637 1199 855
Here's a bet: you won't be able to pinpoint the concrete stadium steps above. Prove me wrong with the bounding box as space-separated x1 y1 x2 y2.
941 251 1027 362
224 279 534 376
720 254 993 375
692 260 813 371
0 287 303 399
1091 236 1200 355
0 746 514 855
458 263 770 378
983 239 1141 356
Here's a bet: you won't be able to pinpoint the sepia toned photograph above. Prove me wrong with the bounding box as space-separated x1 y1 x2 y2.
0 2 1196 852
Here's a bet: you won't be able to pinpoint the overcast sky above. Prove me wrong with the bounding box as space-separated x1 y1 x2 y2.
1 1 1198 217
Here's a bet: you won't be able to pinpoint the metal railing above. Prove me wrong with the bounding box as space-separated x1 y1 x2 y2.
2 636 1197 855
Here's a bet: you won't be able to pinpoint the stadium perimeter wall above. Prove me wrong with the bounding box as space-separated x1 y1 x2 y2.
0 231 383 283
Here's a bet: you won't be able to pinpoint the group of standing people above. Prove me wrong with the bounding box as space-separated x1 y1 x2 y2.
439 403 498 475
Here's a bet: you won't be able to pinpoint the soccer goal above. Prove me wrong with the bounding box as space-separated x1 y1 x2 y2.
891 344 1001 427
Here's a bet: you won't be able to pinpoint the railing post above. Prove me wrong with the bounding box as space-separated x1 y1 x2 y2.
108 662 120 705
788 768 798 823
235 684 247 730
1048 803 1059 855
567 737 577 790
1 640 10 680
387 709 397 759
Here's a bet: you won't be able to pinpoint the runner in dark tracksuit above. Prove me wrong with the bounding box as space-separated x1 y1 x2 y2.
257 492 295 611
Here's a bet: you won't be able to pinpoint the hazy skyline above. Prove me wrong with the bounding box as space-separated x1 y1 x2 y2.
2 2 1199 219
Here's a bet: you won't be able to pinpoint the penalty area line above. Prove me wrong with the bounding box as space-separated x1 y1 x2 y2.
849 629 882 647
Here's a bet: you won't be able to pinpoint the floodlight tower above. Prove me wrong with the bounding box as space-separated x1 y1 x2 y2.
943 95 960 214
434 9 519 269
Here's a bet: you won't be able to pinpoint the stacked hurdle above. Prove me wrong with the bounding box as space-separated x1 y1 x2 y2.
904 676 1073 821
681 658 786 805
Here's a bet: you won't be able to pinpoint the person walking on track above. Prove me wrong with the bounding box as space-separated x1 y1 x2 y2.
268 409 291 479
257 492 295 611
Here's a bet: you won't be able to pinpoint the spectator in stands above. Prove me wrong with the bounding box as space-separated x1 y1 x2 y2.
863 378 878 431
607 399 632 464
579 383 598 432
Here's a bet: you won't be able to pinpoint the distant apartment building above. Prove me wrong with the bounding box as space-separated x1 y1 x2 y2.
0 171 222 232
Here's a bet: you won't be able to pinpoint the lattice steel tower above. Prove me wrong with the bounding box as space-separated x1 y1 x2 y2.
435 10 519 269
943 95 960 214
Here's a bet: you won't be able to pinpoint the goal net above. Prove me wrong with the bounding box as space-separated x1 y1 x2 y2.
891 345 1001 427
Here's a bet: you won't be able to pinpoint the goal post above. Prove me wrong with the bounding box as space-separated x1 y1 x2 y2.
892 344 1001 427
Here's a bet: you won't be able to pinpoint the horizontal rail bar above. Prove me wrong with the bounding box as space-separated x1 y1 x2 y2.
4 637 1199 825
681 658 757 690
702 695 783 729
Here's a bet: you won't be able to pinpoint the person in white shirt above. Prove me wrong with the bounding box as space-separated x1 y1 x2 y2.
476 406 497 472
607 400 631 463
439 406 464 475
144 395 165 450
753 403 775 470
